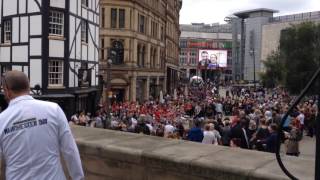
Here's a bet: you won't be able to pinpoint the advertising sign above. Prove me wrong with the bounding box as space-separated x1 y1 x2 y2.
198 49 228 69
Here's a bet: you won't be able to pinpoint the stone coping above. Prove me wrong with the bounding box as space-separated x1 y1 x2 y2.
72 126 314 180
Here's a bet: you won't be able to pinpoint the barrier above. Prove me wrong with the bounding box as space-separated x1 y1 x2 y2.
72 126 314 180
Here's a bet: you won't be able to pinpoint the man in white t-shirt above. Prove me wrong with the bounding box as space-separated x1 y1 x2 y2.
164 123 175 138
202 124 215 144
130 117 138 130
202 123 221 145
0 71 84 180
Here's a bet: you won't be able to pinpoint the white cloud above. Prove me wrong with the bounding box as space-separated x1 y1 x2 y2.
180 0 320 24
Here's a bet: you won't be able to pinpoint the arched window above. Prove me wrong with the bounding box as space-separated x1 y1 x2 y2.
111 40 124 64
137 44 146 68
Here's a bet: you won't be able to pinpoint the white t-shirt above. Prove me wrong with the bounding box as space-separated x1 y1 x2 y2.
71 114 79 123
215 103 223 113
164 124 175 137
130 118 138 129
146 123 154 133
297 113 305 125
202 131 215 144
213 130 221 145
95 117 103 128
0 95 84 180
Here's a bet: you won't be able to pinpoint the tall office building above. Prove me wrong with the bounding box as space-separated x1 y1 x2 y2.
231 9 320 82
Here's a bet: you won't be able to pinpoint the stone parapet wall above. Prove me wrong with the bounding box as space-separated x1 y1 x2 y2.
72 126 313 180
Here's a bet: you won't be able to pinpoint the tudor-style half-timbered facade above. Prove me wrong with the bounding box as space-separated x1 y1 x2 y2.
0 0 100 118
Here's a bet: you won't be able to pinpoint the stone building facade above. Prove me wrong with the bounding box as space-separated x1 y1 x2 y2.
100 0 181 103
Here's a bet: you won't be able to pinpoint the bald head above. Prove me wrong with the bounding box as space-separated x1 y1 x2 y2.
2 70 30 94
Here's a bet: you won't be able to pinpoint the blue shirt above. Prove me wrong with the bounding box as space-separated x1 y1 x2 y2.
261 132 278 153
188 127 204 142
283 115 292 128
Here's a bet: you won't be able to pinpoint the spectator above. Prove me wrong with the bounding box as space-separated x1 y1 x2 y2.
188 120 204 142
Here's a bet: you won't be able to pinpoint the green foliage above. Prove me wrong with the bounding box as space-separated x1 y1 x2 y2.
260 50 284 88
262 22 320 94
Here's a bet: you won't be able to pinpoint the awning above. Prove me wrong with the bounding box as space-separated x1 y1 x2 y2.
33 94 75 98
74 87 99 94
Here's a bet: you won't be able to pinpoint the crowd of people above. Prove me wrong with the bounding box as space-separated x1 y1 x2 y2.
69 82 317 157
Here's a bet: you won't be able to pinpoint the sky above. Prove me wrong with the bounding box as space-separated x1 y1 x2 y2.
180 0 320 24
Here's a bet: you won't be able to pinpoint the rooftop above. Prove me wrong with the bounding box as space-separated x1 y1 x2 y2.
180 23 232 33
234 8 279 18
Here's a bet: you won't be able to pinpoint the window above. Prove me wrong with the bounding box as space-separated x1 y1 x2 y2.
111 8 117 28
81 0 88 7
191 58 197 65
137 44 145 67
151 21 158 38
150 47 157 68
110 8 125 29
111 40 124 64
77 95 88 112
190 50 197 57
81 20 88 43
138 14 146 33
153 48 157 68
119 9 125 28
160 26 165 41
0 65 11 77
160 49 165 69
3 20 11 43
101 8 105 28
179 40 187 48
101 38 105 60
49 11 64 36
179 58 184 64
150 47 154 68
48 60 64 86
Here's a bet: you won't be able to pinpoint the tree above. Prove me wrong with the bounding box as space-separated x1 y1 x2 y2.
263 22 320 94
260 50 284 88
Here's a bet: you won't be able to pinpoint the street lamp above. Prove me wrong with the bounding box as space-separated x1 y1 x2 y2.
249 49 256 90
104 58 113 129
202 61 209 98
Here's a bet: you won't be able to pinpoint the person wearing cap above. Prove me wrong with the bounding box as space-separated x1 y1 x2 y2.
0 71 84 180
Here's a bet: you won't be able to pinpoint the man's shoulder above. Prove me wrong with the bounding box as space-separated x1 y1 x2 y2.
31 99 59 109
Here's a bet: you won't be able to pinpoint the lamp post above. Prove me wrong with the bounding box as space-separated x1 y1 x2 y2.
104 58 112 129
203 61 209 121
203 61 209 99
249 49 256 90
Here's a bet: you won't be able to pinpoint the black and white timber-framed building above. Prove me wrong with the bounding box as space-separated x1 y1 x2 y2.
0 0 100 118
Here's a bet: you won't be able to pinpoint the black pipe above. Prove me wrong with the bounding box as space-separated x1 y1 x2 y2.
316 87 320 180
